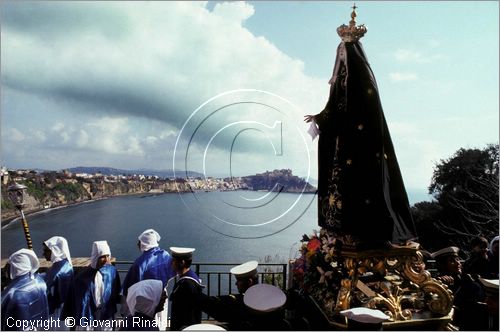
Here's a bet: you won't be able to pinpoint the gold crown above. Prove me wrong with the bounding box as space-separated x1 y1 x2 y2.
337 4 367 42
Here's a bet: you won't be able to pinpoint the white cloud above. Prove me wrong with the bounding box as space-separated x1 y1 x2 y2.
389 72 418 82
7 128 26 142
87 117 129 134
212 1 255 25
394 48 447 63
76 129 89 148
51 122 65 132
1 2 327 174
33 130 47 142
159 130 176 139
145 136 158 146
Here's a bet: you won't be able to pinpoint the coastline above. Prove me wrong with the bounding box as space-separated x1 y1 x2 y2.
1 189 316 229
0 191 171 229
1 197 107 229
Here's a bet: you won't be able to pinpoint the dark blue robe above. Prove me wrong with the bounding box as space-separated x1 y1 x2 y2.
170 269 203 331
121 247 175 296
62 264 120 325
44 258 74 316
1 273 49 331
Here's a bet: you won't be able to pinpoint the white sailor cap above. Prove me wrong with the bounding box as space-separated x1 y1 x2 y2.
243 284 286 313
431 246 460 259
170 247 195 259
230 260 258 280
479 278 499 296
182 323 226 330
340 307 390 324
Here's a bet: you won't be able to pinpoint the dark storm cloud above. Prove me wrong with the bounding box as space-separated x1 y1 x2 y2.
1 1 130 40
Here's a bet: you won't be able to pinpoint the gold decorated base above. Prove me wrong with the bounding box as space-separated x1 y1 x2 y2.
294 233 456 330
309 296 455 331
333 246 454 318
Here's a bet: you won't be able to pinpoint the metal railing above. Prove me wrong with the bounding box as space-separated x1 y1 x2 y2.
114 261 288 322
114 261 288 294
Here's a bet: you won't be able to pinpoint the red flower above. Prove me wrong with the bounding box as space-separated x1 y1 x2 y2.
307 238 321 252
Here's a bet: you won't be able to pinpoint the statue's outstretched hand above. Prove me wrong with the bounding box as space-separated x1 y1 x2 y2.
304 115 315 123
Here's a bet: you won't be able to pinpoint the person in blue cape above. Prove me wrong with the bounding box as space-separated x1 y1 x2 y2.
62 241 121 330
121 229 175 297
1 249 49 331
169 247 203 331
119 280 167 331
42 236 74 323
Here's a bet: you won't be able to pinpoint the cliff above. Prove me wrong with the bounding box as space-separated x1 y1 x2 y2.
241 169 316 193
1 168 316 224
0 176 187 224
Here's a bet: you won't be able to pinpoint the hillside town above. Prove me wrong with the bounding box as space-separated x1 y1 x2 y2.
0 167 315 223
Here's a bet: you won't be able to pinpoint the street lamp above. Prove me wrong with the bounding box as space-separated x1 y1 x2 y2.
8 183 33 250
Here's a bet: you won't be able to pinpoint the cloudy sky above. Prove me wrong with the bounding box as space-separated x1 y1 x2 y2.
1 1 498 202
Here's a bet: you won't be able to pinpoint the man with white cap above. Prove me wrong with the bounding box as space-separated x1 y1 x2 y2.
432 246 488 330
1 249 49 331
62 241 121 330
119 280 167 331
169 247 203 330
432 246 463 292
200 261 259 330
42 236 74 322
121 229 175 297
243 283 290 330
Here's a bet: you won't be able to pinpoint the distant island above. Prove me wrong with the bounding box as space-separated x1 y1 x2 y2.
0 167 316 224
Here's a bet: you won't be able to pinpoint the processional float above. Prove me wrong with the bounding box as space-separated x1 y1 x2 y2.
291 5 454 330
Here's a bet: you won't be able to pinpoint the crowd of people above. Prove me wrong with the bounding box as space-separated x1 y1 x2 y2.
1 230 498 331
0 229 291 331
428 235 499 331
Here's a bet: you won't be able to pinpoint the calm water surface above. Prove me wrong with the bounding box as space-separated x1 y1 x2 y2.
1 191 318 263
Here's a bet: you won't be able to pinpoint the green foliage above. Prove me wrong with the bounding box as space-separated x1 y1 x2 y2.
260 254 286 289
52 182 87 202
411 201 444 251
1 198 14 210
412 144 499 252
24 179 48 201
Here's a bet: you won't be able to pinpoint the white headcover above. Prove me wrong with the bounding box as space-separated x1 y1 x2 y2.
90 240 111 269
9 248 39 280
489 236 499 254
183 324 226 330
138 229 161 252
126 279 164 318
44 236 72 266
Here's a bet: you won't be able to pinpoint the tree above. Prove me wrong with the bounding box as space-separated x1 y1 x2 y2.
424 144 499 251
411 201 445 251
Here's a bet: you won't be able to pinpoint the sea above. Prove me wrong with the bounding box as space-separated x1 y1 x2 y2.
1 191 319 263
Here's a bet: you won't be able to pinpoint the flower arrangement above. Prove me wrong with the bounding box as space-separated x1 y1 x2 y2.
291 229 453 324
291 228 345 316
